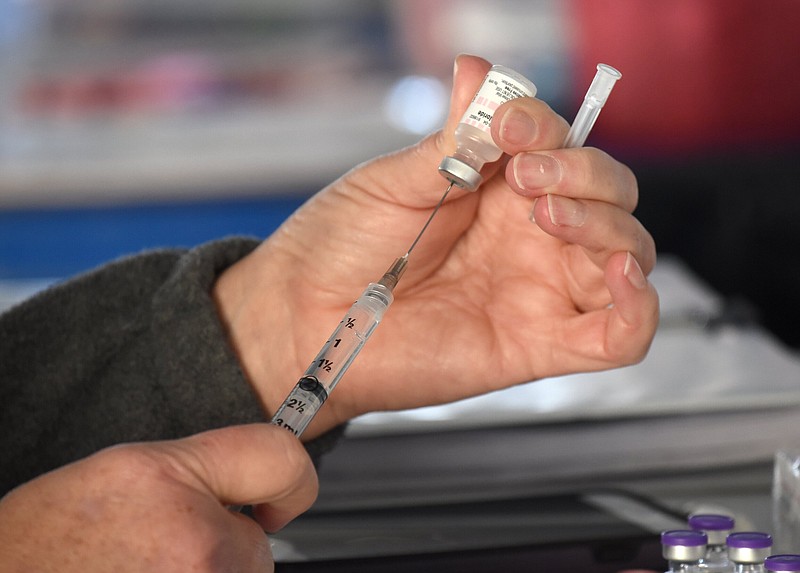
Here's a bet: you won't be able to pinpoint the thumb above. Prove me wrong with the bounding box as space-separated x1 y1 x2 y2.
159 424 319 532
345 54 492 207
441 53 493 147
421 53 494 192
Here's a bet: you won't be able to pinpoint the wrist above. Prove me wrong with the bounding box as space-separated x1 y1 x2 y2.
211 247 347 440
212 253 291 419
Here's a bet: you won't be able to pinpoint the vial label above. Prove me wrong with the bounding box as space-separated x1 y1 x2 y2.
460 67 536 133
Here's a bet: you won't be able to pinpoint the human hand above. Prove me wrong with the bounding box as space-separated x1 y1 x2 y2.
214 54 659 438
0 425 317 572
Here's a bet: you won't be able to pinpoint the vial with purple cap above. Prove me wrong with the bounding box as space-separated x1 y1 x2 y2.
765 555 800 573
727 532 773 573
663 529 709 573
689 514 736 572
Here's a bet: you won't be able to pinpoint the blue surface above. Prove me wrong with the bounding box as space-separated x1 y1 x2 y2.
0 195 307 279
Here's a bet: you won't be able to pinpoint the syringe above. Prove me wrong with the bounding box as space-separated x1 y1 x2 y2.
270 183 454 437
270 63 620 438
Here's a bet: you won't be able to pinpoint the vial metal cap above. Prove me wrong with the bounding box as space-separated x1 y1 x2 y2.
688 514 735 545
438 156 482 191
727 532 773 564
661 530 707 562
765 555 800 572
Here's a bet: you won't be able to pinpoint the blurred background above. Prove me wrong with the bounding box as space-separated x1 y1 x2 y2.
2 0 800 348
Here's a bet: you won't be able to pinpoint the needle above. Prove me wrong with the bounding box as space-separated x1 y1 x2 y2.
405 181 455 257
376 181 455 291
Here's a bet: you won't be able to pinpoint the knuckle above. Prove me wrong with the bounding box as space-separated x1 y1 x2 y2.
617 162 640 212
90 443 171 487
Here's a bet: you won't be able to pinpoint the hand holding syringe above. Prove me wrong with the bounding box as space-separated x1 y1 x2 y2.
271 63 622 437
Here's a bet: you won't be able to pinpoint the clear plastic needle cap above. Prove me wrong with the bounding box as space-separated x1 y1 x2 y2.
563 63 622 148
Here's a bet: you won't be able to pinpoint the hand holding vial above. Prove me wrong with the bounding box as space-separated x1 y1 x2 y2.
215 54 659 439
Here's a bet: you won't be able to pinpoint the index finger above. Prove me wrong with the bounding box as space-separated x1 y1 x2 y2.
505 147 639 213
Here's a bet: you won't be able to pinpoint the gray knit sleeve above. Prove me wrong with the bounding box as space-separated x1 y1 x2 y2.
0 237 344 495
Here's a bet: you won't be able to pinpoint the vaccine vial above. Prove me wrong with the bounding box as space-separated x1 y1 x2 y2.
689 514 736 572
727 532 773 573
662 530 709 573
439 64 537 191
765 555 800 572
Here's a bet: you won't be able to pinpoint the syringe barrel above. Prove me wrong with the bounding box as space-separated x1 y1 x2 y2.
271 282 394 436
304 282 393 394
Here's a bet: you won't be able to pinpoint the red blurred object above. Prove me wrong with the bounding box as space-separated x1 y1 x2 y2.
19 53 293 119
21 53 222 118
569 0 800 157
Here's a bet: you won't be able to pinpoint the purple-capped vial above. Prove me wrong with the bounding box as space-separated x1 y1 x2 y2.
689 514 735 571
727 532 773 570
663 530 708 570
689 514 736 545
765 555 800 572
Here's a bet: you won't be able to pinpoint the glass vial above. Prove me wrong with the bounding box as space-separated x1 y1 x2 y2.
438 64 537 191
663 530 708 573
727 532 773 573
689 513 736 572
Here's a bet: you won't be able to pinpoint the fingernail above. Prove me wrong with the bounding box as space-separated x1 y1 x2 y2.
529 197 539 224
513 153 563 193
499 108 537 146
624 252 647 290
546 194 587 227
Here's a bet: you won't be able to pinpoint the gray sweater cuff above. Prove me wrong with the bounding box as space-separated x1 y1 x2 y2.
0 236 344 493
